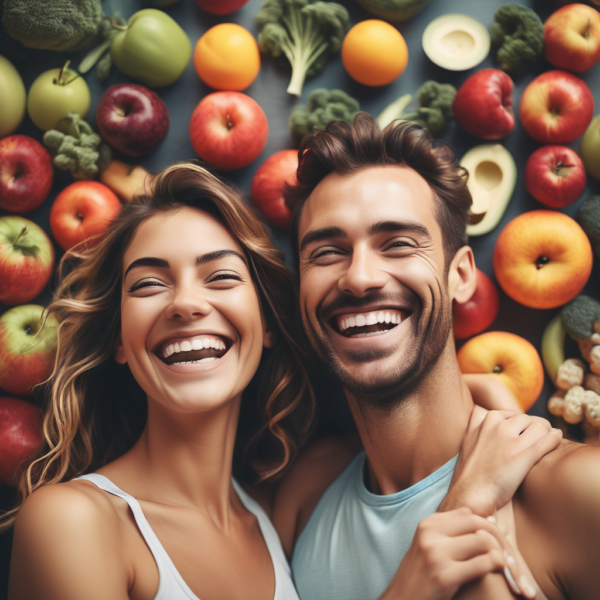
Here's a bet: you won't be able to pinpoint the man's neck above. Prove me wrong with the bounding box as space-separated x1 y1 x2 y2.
344 343 474 495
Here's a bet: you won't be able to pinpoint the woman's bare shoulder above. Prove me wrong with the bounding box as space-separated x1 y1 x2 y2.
9 480 130 600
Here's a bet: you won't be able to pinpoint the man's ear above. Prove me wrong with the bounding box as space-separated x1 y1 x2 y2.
114 335 127 365
448 246 476 304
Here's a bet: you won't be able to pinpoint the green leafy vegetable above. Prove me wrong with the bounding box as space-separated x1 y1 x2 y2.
289 88 359 141
355 0 430 22
377 81 457 135
2 0 103 52
43 113 111 180
489 4 544 72
256 0 350 97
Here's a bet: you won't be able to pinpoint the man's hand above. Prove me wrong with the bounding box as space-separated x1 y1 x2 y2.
379 508 535 600
439 406 562 517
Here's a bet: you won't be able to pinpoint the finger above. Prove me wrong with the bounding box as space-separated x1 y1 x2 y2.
520 427 563 464
439 529 501 562
504 413 540 436
429 513 504 539
438 549 506 591
517 421 557 447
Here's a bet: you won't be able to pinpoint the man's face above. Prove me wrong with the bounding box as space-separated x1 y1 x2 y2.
297 165 456 407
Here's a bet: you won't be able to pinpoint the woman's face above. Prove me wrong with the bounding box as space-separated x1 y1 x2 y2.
115 206 272 414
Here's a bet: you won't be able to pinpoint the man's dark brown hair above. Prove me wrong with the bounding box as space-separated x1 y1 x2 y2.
285 113 473 267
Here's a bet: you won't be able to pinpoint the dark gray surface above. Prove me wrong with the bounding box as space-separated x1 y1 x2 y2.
2 0 600 591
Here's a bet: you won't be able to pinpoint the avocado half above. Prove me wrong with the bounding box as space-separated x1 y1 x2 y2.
355 0 431 22
461 144 517 237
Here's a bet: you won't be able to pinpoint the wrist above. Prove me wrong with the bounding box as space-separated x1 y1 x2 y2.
440 486 496 517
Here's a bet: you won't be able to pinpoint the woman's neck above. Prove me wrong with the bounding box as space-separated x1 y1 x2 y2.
100 393 243 525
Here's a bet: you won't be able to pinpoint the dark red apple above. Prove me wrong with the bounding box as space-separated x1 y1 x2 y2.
0 396 43 486
519 70 594 143
96 84 170 157
524 145 586 208
453 269 500 340
189 91 268 171
0 135 54 213
453 69 515 140
195 0 250 15
250 150 297 231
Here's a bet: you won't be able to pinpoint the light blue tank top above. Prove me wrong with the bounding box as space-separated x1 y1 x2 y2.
291 451 458 600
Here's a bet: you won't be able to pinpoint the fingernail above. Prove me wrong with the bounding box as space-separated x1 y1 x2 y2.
552 428 562 434
505 554 516 565
486 515 496 523
520 579 536 598
503 565 521 595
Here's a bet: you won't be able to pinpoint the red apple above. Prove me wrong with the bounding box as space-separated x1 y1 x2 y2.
519 71 594 143
195 0 250 14
544 4 600 72
0 305 57 398
524 145 586 208
189 91 268 171
0 135 54 213
0 216 55 306
452 69 515 139
250 150 297 231
0 396 43 486
453 269 499 340
96 83 170 157
50 181 122 251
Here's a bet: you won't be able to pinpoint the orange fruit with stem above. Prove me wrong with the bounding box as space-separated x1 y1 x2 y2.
193 23 260 91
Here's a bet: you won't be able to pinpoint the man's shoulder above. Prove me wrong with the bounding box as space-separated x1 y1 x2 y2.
271 434 362 557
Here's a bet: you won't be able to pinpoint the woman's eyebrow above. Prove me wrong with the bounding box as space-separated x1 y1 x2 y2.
124 250 247 278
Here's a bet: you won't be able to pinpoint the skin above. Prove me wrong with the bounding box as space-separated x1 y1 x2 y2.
271 165 590 600
8 202 559 600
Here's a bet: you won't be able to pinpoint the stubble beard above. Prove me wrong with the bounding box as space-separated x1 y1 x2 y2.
303 285 453 412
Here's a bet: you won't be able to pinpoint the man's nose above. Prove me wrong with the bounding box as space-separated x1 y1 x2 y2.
338 248 388 297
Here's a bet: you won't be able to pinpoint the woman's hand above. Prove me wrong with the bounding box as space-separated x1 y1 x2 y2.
439 406 562 517
379 507 535 600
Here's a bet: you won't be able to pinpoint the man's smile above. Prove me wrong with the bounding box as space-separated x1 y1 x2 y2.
335 309 407 338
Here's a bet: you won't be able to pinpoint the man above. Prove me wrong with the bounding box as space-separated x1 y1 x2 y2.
272 115 598 600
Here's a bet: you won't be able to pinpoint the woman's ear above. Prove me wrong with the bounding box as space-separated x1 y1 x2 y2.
448 246 477 304
114 336 127 365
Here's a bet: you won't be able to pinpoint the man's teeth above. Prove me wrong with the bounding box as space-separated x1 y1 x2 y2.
338 310 403 332
163 336 226 359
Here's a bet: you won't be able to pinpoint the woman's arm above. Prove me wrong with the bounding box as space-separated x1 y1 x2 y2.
9 483 131 600
464 374 522 412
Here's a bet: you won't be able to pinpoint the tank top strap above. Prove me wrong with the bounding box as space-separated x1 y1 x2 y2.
74 473 200 600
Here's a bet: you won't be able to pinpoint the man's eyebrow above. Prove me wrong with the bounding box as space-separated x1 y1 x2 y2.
300 227 347 252
368 220 432 240
124 250 246 278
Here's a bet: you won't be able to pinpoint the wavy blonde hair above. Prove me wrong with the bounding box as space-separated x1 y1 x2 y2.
1 163 315 530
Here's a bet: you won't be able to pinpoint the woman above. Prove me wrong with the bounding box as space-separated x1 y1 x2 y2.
5 163 546 600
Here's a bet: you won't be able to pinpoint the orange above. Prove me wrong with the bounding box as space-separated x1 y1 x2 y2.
193 23 260 91
457 331 545 412
341 20 408 86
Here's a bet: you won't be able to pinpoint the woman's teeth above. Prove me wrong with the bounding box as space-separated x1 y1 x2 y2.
337 310 403 333
163 336 226 359
160 336 228 365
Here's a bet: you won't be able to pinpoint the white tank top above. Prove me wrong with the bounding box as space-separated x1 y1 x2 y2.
74 473 300 600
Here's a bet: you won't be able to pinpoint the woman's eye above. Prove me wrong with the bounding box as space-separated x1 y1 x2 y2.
128 280 164 292
207 271 244 283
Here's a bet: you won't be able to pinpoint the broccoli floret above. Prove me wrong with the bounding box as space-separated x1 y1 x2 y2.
289 88 359 142
561 296 600 341
376 80 456 135
354 0 430 22
489 4 544 72
256 0 350 97
43 113 112 180
577 195 600 258
2 0 103 52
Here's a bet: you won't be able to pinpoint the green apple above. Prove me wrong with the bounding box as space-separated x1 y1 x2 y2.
0 305 58 397
27 62 91 131
461 143 517 237
580 113 600 181
0 55 26 137
110 9 191 88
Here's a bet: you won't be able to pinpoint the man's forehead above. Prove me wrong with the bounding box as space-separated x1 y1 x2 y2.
299 165 437 235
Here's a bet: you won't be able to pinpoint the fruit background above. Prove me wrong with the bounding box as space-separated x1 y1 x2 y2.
2 0 600 592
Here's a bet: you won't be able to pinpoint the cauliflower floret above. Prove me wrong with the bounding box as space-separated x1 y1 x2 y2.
564 386 586 424
556 358 586 390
